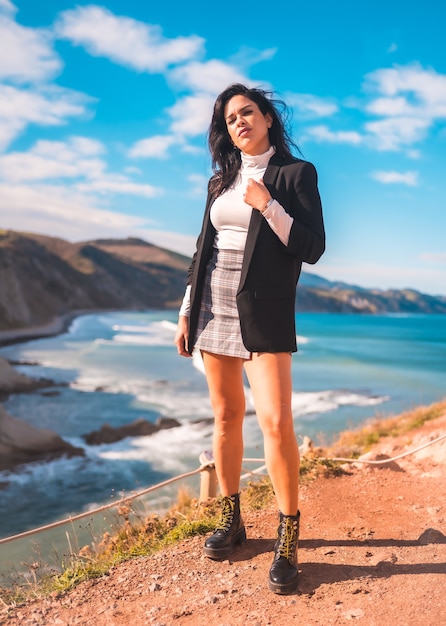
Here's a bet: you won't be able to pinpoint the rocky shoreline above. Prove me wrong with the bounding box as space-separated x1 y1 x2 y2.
0 346 215 475
0 311 132 471
0 355 198 472
0 340 213 473
0 357 85 472
0 310 99 348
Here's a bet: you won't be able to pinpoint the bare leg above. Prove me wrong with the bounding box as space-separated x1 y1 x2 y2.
201 351 246 496
244 352 299 515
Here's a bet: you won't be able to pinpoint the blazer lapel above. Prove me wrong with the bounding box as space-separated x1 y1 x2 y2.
238 154 282 292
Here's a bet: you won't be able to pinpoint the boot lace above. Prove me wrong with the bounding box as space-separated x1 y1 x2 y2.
276 517 299 561
215 496 235 532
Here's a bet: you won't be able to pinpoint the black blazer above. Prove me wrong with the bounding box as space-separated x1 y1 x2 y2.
186 152 325 354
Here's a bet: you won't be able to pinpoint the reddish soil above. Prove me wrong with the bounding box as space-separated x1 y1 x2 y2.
2 414 445 626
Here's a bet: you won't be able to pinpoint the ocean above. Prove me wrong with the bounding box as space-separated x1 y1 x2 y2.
0 311 445 579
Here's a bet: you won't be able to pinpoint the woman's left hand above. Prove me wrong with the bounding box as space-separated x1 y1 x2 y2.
244 178 272 212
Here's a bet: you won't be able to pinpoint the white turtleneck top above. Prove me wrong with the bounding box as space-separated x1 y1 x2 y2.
179 146 294 317
210 146 293 250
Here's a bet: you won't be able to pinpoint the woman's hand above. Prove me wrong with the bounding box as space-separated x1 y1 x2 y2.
175 315 191 357
244 178 272 212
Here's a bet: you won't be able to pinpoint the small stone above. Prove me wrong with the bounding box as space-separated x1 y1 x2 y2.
369 551 398 566
344 608 365 619
204 595 219 604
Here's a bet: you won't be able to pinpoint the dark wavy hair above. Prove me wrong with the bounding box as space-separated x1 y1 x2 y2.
208 83 299 195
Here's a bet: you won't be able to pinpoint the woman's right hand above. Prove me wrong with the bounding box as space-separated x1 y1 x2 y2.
175 315 191 357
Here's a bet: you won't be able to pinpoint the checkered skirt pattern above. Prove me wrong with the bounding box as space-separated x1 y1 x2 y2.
194 247 251 359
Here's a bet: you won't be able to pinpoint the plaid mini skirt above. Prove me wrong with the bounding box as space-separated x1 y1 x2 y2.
194 247 251 359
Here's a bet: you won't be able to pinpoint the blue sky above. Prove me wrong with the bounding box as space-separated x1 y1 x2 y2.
0 1 445 295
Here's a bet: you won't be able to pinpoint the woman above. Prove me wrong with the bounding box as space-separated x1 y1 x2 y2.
175 83 325 594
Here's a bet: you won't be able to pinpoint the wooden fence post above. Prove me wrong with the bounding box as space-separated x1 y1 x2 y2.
199 451 217 501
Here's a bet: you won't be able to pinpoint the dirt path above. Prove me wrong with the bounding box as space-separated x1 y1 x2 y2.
2 414 445 626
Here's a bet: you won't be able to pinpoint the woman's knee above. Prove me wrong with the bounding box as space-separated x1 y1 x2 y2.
259 410 294 441
213 402 245 430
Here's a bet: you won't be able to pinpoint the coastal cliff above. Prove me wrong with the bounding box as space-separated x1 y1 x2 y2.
0 229 445 335
0 230 190 332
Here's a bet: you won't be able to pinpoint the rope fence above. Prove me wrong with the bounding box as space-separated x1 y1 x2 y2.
0 465 205 546
0 432 444 546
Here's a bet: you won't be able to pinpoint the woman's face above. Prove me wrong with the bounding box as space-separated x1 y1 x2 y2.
224 94 272 156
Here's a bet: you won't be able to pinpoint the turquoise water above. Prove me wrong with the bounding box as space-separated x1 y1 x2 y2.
0 311 445 545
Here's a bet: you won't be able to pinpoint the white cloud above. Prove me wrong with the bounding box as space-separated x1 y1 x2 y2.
407 149 421 159
304 63 446 153
124 165 143 175
371 170 419 186
0 0 16 16
0 151 101 183
0 180 193 255
0 85 90 126
0 117 24 152
187 173 208 196
77 177 161 198
363 63 446 151
287 93 338 118
367 95 417 117
419 252 446 264
180 143 205 155
365 63 446 109
55 5 204 73
169 60 247 94
128 135 177 159
0 181 157 240
33 136 104 160
68 136 105 156
168 92 216 137
0 137 105 182
166 59 250 141
0 84 94 151
0 137 162 199
305 125 363 145
364 116 431 151
0 14 61 83
230 46 277 68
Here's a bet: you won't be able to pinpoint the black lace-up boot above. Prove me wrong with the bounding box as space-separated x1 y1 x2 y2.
268 510 300 594
203 493 246 560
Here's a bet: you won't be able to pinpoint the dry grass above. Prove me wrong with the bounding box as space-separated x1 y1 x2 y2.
0 488 220 607
327 398 446 459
